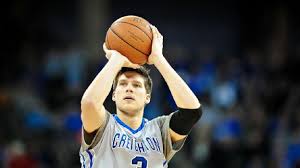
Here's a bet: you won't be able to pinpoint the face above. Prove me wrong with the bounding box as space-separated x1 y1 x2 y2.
112 71 150 116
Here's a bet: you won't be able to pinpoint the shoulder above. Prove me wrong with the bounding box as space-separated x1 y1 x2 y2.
146 113 174 127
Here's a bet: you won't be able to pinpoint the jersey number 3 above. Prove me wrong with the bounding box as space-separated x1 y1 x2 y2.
132 156 147 168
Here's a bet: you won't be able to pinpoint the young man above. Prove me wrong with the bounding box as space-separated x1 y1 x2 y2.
79 25 202 168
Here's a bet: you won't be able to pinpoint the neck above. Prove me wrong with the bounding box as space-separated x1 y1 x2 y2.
116 109 144 130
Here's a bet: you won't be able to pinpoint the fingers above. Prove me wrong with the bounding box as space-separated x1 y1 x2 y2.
103 43 107 51
123 60 141 69
150 25 161 38
102 43 141 69
103 43 140 68
103 42 112 60
103 43 109 54
131 64 141 69
150 25 163 45
150 25 158 37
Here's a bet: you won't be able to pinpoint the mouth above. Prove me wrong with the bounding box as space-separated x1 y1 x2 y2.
124 96 135 100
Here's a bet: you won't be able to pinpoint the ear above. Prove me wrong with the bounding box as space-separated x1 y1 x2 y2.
145 94 151 104
112 91 116 102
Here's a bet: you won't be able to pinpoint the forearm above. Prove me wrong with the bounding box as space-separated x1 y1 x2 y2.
81 56 124 132
80 56 124 132
155 56 200 109
82 56 124 105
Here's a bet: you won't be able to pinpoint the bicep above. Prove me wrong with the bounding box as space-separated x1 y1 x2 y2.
81 100 107 133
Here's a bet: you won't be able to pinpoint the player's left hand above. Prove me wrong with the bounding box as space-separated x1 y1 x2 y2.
103 43 115 60
148 25 164 65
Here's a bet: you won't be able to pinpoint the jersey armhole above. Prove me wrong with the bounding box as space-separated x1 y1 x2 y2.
81 111 111 150
160 113 188 162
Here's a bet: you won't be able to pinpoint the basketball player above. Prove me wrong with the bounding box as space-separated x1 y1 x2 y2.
79 25 202 168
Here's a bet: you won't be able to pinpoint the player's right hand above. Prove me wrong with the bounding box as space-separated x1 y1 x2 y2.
103 43 140 69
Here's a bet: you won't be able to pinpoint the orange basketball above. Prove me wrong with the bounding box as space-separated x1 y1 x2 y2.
105 15 153 65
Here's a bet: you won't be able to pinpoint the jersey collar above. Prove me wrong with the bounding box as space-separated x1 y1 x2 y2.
113 115 145 134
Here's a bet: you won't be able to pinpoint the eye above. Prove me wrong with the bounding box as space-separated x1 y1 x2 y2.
119 82 127 86
133 83 142 87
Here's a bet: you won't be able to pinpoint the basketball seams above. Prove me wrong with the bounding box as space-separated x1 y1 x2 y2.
109 28 148 56
114 21 152 41
105 33 111 49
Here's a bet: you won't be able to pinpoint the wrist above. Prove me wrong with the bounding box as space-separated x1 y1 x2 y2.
109 54 126 67
153 54 166 66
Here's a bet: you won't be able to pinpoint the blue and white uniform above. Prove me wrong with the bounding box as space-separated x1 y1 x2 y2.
79 111 187 168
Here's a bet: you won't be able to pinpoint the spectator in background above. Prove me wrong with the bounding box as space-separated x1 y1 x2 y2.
42 42 86 111
5 140 38 168
273 87 300 168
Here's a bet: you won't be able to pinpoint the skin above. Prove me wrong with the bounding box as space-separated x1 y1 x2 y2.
81 25 200 143
112 71 150 130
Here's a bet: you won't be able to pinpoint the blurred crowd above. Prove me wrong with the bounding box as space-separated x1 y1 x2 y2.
1 1 300 168
1 40 299 168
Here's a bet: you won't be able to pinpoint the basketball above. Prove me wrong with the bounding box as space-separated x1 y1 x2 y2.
105 15 153 65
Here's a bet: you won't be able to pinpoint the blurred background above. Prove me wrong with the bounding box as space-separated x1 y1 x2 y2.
1 0 300 167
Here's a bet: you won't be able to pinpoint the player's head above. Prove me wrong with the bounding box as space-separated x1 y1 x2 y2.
112 66 152 115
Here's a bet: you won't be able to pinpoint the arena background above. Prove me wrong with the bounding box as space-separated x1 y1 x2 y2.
1 0 300 167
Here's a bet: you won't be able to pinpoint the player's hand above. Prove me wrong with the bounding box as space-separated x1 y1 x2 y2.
103 43 140 69
148 25 164 65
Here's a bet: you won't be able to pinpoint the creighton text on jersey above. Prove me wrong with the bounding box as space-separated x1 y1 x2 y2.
112 132 161 153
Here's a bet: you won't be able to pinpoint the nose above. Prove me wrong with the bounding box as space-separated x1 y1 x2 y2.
125 84 133 93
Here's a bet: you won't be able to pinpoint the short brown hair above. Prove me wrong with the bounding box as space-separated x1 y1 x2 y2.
113 66 153 94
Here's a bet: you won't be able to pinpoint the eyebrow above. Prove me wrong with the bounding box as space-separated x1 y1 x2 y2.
119 79 142 84
119 79 127 82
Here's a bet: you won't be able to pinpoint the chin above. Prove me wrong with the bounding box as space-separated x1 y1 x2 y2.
118 105 142 115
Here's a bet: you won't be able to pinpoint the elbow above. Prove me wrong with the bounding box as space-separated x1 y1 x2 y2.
81 96 92 104
80 100 98 133
178 106 203 123
179 98 201 111
188 106 202 124
81 98 97 113
195 106 203 122
81 97 95 107
170 106 203 135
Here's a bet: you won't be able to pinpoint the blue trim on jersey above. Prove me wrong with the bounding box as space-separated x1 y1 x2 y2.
163 160 167 166
114 115 145 134
87 150 93 168
80 153 86 168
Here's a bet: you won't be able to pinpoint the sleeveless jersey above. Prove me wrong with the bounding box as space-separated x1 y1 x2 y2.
79 111 187 168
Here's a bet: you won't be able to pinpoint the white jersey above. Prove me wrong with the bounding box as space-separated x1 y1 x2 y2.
79 111 187 168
